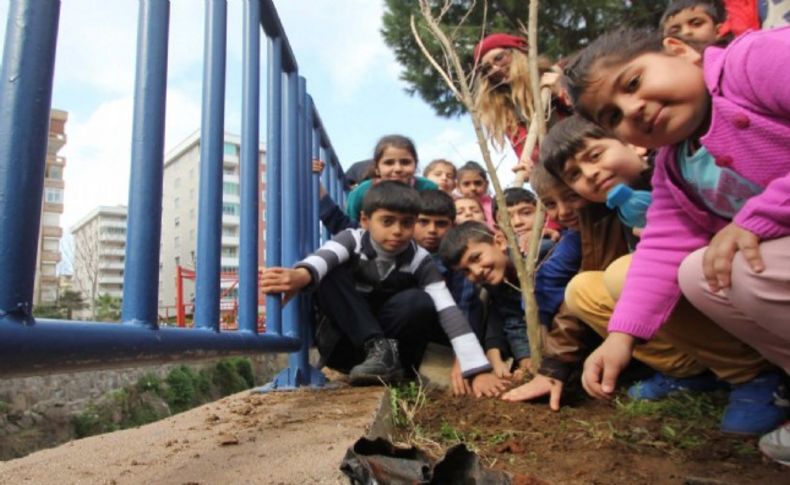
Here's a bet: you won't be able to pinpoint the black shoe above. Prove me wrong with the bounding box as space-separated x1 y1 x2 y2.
349 338 403 386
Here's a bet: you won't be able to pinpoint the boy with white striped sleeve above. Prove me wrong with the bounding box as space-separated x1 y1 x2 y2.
261 181 508 396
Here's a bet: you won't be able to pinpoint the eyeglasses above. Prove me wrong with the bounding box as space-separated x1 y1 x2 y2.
477 50 512 78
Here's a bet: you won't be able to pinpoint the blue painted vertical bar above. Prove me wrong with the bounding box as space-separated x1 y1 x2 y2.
292 76 309 377
319 145 329 242
194 0 227 331
0 0 61 321
308 123 321 251
280 71 299 339
327 151 337 210
122 0 170 329
238 0 260 334
264 36 283 336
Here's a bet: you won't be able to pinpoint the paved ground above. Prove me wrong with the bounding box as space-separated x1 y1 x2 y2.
0 385 387 484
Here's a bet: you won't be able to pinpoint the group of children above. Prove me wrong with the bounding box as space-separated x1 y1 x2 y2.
261 0 790 466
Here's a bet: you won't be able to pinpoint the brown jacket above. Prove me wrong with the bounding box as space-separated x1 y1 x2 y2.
538 204 631 381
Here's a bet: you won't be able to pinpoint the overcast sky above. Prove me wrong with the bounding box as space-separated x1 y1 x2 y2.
0 0 516 271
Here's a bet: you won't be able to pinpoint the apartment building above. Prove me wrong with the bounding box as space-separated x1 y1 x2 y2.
34 109 69 305
159 131 266 316
70 206 128 316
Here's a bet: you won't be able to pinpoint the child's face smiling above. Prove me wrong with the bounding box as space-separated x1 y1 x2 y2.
455 198 486 224
663 7 720 44
414 214 453 252
505 202 537 239
578 41 709 149
458 239 510 286
360 209 416 253
541 184 588 229
376 147 417 184
560 137 646 203
425 163 456 193
458 171 488 199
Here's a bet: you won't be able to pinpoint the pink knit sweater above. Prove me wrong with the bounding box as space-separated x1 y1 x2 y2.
608 26 790 340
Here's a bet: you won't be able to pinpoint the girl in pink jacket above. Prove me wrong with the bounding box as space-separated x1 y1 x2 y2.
563 26 790 443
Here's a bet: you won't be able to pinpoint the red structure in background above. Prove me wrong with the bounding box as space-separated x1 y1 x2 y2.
173 265 265 331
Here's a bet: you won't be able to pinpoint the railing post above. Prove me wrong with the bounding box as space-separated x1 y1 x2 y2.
0 0 61 322
281 70 299 341
194 0 227 331
264 36 283 336
239 0 261 334
122 0 170 329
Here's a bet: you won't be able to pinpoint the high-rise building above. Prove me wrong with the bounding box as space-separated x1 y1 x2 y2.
70 205 128 319
159 131 266 319
34 109 69 305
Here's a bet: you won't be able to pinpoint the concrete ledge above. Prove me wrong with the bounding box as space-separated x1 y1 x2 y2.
0 385 389 484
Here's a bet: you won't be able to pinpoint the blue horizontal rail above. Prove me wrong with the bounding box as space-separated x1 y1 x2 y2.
0 0 344 381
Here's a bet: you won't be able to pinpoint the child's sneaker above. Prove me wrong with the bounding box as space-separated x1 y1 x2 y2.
720 372 786 435
759 423 790 466
349 338 403 386
627 371 720 401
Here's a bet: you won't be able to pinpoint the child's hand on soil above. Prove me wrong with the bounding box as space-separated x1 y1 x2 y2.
486 349 512 379
501 374 564 411
450 359 472 396
703 223 763 292
471 372 509 398
260 267 312 305
512 358 532 381
582 332 634 400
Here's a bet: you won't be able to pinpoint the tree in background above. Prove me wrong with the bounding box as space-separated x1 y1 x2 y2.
94 293 122 322
382 0 669 117
59 289 87 320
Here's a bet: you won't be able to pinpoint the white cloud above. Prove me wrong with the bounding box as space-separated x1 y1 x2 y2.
275 0 394 99
61 88 201 232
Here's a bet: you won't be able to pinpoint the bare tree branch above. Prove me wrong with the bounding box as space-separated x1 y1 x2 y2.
414 0 545 367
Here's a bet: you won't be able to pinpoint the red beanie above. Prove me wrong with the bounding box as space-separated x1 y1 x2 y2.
474 33 528 62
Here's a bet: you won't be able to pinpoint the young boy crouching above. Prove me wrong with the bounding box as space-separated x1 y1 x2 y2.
439 220 537 380
261 181 507 396
415 190 513 395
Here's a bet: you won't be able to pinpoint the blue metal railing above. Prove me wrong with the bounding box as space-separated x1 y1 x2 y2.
0 0 346 382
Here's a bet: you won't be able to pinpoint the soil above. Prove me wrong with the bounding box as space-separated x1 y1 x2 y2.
0 385 386 484
397 383 788 484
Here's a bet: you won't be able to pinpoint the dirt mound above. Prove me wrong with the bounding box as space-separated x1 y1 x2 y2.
401 387 787 484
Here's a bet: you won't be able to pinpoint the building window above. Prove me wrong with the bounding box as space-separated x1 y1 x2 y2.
174 216 180 227
190 188 194 200
223 142 238 157
175 256 180 266
189 208 195 220
44 187 63 203
189 168 194 179
223 182 239 195
174 236 180 248
46 165 63 180
222 203 239 216
221 246 237 257
174 177 181 188
189 229 195 240
174 197 180 209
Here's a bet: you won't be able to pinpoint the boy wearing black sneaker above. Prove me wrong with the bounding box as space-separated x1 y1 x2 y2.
261 181 506 396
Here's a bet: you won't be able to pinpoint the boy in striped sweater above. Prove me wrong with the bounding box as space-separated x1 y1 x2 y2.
261 181 507 396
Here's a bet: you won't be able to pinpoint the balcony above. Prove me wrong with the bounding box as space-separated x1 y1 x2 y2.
40 250 61 263
221 235 239 246
42 202 64 214
41 226 63 238
99 260 126 270
220 256 239 267
98 275 125 285
99 233 127 243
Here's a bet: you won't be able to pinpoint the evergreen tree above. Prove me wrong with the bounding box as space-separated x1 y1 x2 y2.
381 0 669 117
